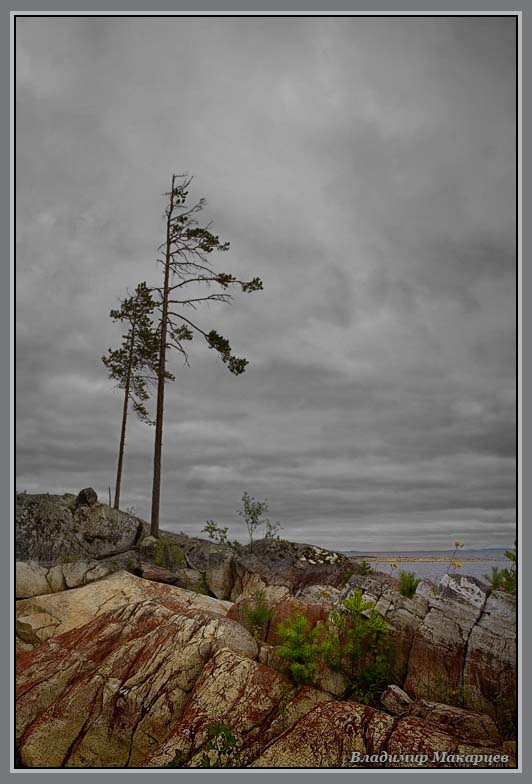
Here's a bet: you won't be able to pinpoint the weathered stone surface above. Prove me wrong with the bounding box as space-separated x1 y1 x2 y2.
139 535 158 550
16 562 52 598
384 716 514 769
205 549 234 600
16 558 123 599
61 560 112 589
16 492 147 562
171 567 206 593
16 598 257 767
381 685 414 716
143 647 331 768
342 572 516 736
46 565 66 593
252 701 394 767
17 611 61 647
404 575 516 732
16 571 232 649
251 702 515 768
296 584 341 607
462 589 516 734
409 700 501 744
230 539 354 602
140 564 179 585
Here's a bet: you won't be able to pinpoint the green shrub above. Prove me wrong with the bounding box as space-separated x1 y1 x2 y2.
151 536 185 570
356 560 373 576
399 570 421 598
202 519 229 546
166 749 187 768
277 610 322 685
484 565 516 594
242 590 273 640
484 542 516 595
322 589 392 704
199 723 242 768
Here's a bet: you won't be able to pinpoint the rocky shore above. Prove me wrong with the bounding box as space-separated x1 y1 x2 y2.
15 490 517 769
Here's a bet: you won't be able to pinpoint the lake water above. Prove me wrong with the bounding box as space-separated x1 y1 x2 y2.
346 549 509 584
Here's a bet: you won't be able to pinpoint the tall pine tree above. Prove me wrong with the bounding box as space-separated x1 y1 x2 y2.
150 174 263 536
102 282 173 510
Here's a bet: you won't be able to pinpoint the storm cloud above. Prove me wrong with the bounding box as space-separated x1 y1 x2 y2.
16 16 516 550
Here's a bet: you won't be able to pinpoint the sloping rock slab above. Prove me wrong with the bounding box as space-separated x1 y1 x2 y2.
251 702 515 768
16 598 256 767
143 647 332 767
16 571 232 649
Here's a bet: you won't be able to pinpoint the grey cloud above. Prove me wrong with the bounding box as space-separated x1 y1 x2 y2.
16 16 516 550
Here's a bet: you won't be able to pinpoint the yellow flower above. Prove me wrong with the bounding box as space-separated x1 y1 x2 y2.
389 560 398 568
454 540 463 548
452 560 463 568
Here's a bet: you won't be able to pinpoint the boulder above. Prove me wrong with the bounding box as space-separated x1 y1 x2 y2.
140 564 179 585
16 558 122 599
16 599 257 768
380 685 414 716
230 539 354 602
296 584 341 607
16 562 52 598
139 535 158 550
15 571 232 650
205 549 234 600
74 487 98 508
16 492 147 562
409 700 501 744
166 567 207 593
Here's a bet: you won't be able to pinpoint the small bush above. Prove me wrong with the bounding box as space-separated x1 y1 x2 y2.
483 542 516 595
242 590 273 640
399 570 421 598
166 749 187 768
277 610 322 685
356 560 373 576
484 565 516 594
322 589 393 704
199 723 242 768
151 536 185 570
202 519 229 546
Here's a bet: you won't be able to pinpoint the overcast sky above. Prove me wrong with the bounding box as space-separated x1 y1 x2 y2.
16 16 516 551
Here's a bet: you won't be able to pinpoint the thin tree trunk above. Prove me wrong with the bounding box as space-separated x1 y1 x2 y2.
114 311 137 510
150 175 175 536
